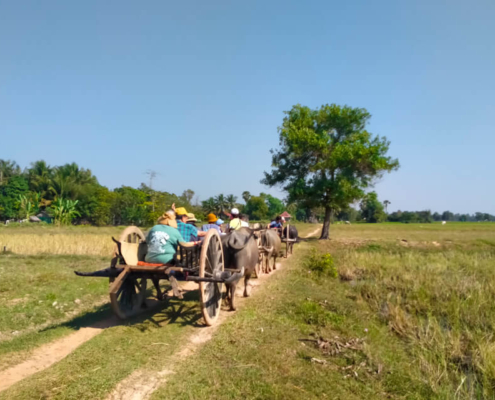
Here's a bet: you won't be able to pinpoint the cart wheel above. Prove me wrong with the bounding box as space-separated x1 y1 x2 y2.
110 270 148 319
199 229 224 326
110 226 146 283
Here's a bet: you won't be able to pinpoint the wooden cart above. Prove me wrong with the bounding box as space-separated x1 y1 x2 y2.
75 226 243 326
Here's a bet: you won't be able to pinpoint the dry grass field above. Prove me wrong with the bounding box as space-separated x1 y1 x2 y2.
0 225 125 256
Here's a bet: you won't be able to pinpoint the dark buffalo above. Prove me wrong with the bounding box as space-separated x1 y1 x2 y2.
283 225 298 242
221 227 259 311
260 229 281 273
282 225 298 255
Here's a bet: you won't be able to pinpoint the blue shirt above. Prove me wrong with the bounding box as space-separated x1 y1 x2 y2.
270 221 283 229
177 221 199 242
201 223 222 234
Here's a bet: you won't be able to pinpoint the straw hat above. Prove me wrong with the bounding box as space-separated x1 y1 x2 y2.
187 213 197 222
207 213 218 223
157 210 177 228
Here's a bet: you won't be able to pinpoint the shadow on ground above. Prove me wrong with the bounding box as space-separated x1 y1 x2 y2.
38 286 206 335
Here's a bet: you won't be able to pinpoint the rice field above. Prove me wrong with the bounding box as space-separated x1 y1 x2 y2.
0 226 127 256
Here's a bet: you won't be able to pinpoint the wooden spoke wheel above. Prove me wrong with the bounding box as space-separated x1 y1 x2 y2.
199 229 224 326
110 271 148 319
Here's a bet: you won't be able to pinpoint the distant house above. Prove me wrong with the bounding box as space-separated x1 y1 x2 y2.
280 211 292 221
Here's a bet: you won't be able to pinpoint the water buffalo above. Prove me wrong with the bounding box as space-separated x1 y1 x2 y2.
222 227 259 311
260 229 281 273
282 225 299 242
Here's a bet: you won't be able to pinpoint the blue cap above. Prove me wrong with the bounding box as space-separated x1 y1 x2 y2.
216 219 224 225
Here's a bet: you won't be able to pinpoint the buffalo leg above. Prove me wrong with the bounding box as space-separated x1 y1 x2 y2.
226 283 237 311
243 272 252 297
266 252 272 273
273 256 277 270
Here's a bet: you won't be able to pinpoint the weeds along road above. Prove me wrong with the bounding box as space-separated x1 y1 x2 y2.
0 224 321 399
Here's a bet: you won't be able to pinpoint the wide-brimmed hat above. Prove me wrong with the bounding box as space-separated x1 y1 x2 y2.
216 218 224 225
175 207 188 216
207 213 218 223
158 210 177 228
187 213 197 222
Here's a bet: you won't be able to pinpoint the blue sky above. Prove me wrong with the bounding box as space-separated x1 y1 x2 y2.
1 0 494 213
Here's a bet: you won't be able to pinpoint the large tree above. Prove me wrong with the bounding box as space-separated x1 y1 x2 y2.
262 104 399 239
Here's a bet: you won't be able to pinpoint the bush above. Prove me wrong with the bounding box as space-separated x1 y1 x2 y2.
304 249 337 278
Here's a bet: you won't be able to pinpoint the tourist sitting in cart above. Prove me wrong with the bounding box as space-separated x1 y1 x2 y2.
201 213 223 234
186 213 198 227
240 214 250 227
269 216 284 230
174 206 207 242
216 218 225 232
228 208 243 231
145 211 199 265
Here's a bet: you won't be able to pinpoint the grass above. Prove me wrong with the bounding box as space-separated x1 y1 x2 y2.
0 225 126 256
150 223 495 400
3 222 494 399
0 254 111 370
0 294 203 400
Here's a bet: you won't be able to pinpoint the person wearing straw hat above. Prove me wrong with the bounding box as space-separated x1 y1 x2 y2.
201 213 222 234
186 213 198 227
145 210 197 265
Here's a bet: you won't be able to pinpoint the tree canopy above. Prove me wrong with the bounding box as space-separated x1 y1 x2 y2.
262 104 399 238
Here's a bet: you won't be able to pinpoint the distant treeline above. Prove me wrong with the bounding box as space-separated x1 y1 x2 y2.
0 160 292 226
1 159 492 226
337 192 495 223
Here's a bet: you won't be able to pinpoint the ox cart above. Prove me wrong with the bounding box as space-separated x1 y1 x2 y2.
75 226 243 326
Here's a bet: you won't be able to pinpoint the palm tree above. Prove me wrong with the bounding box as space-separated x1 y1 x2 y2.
52 163 97 199
201 198 216 214
0 159 21 185
27 160 54 199
383 200 391 214
214 194 228 214
242 191 251 203
226 194 237 209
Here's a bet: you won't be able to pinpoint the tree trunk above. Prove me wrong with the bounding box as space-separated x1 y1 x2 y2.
319 207 333 239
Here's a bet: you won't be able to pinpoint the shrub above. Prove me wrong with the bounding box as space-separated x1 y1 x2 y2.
304 249 337 278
